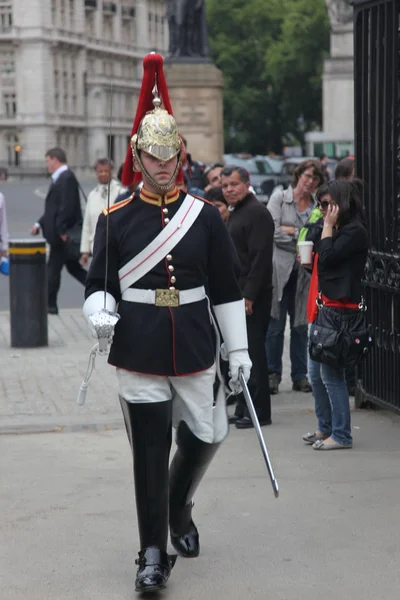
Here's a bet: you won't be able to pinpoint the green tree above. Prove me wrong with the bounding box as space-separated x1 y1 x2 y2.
206 0 330 154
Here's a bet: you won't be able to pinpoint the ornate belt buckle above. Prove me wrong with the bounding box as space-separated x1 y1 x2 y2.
155 288 180 307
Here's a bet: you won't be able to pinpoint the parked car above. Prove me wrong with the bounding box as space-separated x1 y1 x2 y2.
277 156 338 189
223 154 278 203
255 155 284 176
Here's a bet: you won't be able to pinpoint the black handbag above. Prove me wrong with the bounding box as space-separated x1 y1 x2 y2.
309 295 373 369
64 221 83 261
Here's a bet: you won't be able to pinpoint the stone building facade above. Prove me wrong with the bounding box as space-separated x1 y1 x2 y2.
0 0 167 175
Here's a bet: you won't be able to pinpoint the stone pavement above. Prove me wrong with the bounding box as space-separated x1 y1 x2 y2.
0 309 122 434
2 309 400 600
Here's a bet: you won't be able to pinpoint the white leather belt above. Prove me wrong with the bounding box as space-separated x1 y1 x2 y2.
121 286 206 308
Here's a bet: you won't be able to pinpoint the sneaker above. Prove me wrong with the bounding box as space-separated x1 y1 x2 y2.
292 379 312 393
269 372 281 395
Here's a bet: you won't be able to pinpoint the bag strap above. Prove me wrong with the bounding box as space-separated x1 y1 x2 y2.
77 181 87 203
317 291 368 313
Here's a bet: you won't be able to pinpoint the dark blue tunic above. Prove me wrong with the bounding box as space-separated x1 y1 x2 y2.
85 188 242 376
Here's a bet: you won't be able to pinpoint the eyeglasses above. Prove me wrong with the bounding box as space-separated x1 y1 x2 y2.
319 200 337 210
302 172 320 183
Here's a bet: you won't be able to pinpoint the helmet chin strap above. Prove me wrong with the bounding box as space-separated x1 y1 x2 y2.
134 147 181 193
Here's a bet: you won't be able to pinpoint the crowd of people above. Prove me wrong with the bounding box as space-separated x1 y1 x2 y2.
183 153 366 452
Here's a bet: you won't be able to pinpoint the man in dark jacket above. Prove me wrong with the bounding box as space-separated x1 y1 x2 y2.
221 165 275 428
31 147 87 314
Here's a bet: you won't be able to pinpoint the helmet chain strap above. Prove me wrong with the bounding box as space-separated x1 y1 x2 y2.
133 146 181 193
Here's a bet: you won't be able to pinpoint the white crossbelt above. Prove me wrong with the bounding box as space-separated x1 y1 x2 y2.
121 286 206 306
118 194 204 294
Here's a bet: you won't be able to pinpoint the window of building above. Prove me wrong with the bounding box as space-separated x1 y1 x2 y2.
51 0 57 26
161 16 165 49
103 15 113 40
1 50 14 74
53 69 59 92
85 10 95 37
87 56 94 75
121 4 135 19
125 93 133 118
60 0 65 28
63 93 68 114
104 60 113 77
69 0 75 28
71 71 77 93
0 2 12 33
6 133 20 166
4 92 16 117
122 20 133 45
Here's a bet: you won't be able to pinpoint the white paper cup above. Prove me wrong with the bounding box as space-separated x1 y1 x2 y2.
298 241 314 265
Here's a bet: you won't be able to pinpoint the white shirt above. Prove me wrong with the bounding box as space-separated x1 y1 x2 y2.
80 179 125 254
51 164 69 183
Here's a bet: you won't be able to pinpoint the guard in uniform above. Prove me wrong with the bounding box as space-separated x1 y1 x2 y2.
83 53 251 593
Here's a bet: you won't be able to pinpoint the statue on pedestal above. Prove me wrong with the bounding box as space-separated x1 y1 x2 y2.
325 0 353 28
166 0 210 59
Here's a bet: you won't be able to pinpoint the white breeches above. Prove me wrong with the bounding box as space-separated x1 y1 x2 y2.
116 363 228 444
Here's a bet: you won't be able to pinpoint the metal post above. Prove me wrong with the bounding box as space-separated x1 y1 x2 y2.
9 239 48 348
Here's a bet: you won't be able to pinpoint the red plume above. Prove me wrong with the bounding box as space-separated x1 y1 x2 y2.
121 53 184 187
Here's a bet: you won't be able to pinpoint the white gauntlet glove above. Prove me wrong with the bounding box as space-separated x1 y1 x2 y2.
88 309 120 355
83 292 120 355
228 349 252 394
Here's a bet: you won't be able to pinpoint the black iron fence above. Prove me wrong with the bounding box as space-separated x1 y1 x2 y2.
353 0 400 410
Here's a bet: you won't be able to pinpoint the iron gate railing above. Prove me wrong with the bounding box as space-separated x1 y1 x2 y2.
353 0 400 410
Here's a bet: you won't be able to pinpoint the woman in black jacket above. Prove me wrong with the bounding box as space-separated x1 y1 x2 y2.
303 180 368 450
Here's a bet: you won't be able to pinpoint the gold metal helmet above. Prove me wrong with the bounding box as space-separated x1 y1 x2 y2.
132 95 181 162
121 52 184 190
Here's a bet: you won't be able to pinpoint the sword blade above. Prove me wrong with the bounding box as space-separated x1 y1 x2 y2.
239 371 279 498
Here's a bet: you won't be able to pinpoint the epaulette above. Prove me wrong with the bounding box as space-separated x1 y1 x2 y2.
191 193 214 206
102 195 134 216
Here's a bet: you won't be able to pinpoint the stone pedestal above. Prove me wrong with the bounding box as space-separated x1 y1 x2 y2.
164 61 224 164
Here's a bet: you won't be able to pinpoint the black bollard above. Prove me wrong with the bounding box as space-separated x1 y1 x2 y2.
9 239 48 348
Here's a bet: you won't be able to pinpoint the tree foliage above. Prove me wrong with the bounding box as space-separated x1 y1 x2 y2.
206 0 330 154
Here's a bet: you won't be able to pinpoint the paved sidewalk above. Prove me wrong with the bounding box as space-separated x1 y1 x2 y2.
0 309 122 434
2 309 400 599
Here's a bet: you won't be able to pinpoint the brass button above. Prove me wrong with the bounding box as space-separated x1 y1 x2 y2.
163 208 168 214
169 286 175 290
170 275 176 284
164 218 170 224
166 254 172 261
168 265 174 272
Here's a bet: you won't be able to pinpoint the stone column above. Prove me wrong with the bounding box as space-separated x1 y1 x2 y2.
306 0 354 156
135 0 149 54
323 22 354 139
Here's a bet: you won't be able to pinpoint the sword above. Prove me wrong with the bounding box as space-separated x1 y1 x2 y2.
239 369 279 498
77 84 120 406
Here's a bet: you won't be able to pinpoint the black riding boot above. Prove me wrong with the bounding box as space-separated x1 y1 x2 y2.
120 397 174 593
169 421 221 558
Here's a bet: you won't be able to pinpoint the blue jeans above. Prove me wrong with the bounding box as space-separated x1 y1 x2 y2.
265 269 308 382
308 359 352 445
